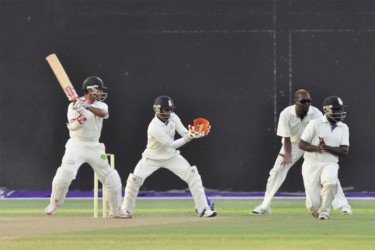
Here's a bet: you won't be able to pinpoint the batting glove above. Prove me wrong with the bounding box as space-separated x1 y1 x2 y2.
73 98 91 110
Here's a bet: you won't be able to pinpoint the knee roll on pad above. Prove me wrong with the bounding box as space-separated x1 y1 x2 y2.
185 166 208 213
127 173 143 186
104 169 122 192
122 173 143 212
51 167 76 205
185 166 201 182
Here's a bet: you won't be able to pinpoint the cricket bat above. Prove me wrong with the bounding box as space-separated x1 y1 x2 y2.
46 53 87 121
45 53 78 102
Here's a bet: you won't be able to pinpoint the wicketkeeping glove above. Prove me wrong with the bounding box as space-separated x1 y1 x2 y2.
193 118 211 135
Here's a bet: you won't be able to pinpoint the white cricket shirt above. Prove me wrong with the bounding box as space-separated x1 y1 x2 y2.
301 115 349 163
277 105 323 144
68 100 109 142
142 113 189 160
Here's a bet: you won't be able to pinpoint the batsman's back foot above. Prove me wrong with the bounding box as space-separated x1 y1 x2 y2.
45 200 59 215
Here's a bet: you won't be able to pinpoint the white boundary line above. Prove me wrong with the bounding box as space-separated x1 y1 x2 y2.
1 196 374 201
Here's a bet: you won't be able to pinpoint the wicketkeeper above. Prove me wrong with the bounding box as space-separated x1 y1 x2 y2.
120 96 216 218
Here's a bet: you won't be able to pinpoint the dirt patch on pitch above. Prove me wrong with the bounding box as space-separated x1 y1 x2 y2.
0 216 207 239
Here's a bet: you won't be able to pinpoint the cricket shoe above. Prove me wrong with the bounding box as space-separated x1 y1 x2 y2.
207 197 215 211
108 209 132 219
319 213 330 220
341 207 352 215
251 205 271 215
195 197 215 214
198 208 217 218
45 199 59 215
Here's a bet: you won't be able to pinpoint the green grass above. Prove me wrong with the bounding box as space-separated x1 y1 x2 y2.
0 198 374 249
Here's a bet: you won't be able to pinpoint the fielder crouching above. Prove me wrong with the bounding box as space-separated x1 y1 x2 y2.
45 76 126 218
120 96 216 218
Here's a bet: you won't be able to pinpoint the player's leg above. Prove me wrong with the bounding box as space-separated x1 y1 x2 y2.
89 149 124 218
319 163 339 220
302 160 322 219
252 144 303 214
120 158 159 216
166 155 216 217
45 139 83 215
331 179 352 215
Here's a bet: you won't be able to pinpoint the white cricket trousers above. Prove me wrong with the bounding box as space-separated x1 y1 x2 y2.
302 160 339 213
50 138 122 209
260 143 349 210
131 154 209 212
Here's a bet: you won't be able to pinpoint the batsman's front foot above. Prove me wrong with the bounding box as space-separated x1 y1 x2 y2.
108 209 132 219
45 199 59 215
251 205 271 215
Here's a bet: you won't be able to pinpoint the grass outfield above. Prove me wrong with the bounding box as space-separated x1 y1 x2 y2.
0 198 374 250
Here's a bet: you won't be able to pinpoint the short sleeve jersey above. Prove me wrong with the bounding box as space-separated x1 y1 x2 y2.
142 113 188 160
277 105 323 144
68 99 109 142
300 115 349 163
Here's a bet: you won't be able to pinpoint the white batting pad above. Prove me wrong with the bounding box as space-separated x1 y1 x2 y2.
121 173 143 213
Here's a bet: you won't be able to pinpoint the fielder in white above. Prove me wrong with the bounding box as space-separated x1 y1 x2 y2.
251 89 351 215
299 96 350 220
120 96 217 219
45 76 127 218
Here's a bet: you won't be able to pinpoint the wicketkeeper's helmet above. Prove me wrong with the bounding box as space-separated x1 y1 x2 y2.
153 96 176 113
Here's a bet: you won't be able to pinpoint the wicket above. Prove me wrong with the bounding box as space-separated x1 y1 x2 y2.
93 153 115 218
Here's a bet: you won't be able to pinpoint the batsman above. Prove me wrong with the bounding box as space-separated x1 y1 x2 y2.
45 76 127 218
120 96 216 218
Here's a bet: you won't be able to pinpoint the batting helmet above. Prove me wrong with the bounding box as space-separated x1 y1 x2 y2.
323 96 347 122
82 76 108 101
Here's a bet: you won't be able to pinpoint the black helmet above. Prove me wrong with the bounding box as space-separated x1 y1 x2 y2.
82 76 108 101
153 96 176 113
82 76 107 91
323 96 347 122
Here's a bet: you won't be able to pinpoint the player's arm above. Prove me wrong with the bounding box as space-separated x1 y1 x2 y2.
66 103 86 131
87 105 108 118
276 110 292 165
279 137 292 166
298 139 323 153
319 134 349 157
321 143 349 157
73 99 108 118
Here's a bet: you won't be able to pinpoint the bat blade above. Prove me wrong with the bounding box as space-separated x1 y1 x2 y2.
45 53 78 101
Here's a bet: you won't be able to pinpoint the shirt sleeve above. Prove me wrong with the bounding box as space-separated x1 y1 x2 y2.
300 121 315 143
276 109 290 138
148 125 172 146
171 113 189 136
92 101 109 119
341 125 350 146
